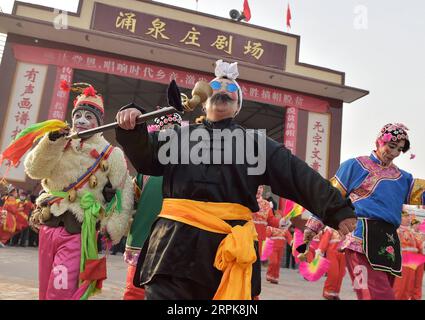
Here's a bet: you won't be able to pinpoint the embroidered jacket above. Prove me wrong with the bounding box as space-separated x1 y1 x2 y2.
310 152 425 253
332 152 424 239
266 226 292 242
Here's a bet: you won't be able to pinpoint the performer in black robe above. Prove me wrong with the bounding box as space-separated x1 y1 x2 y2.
115 59 357 300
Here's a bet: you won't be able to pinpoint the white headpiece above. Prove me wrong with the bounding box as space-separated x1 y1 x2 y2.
214 59 239 80
212 59 243 114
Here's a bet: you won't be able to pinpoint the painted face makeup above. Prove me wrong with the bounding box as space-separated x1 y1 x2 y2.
72 110 98 132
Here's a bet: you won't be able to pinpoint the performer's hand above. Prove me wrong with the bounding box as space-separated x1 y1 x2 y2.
303 228 316 243
48 127 70 141
28 208 42 233
315 249 324 258
337 217 357 237
297 253 308 262
116 108 142 130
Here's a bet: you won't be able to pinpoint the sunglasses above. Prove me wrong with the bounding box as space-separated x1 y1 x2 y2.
209 80 239 93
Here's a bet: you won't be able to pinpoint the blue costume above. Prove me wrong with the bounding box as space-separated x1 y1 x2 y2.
331 152 425 241
304 123 425 299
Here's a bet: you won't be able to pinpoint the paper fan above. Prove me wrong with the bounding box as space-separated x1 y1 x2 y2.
292 228 307 264
299 255 331 282
261 238 274 261
282 200 304 219
419 221 425 233
402 252 425 270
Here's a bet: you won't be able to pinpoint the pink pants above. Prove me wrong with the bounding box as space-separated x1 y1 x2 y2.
345 249 395 300
39 226 81 300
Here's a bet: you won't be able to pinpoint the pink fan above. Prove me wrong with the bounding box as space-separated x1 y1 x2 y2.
283 200 295 217
261 238 274 262
282 200 304 219
419 221 425 233
402 252 425 270
292 228 309 264
299 255 331 282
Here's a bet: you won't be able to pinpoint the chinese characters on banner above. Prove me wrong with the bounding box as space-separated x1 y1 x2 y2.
48 66 74 120
0 62 47 181
12 44 329 113
91 3 286 69
283 107 298 154
305 112 330 178
280 106 299 210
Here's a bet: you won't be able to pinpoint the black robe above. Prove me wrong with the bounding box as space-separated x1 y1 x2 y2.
115 112 355 297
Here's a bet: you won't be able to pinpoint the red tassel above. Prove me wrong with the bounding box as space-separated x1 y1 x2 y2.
60 80 70 92
79 257 107 281
83 86 97 97
90 149 100 159
0 131 40 166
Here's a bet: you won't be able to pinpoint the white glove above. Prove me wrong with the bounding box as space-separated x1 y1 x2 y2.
279 217 291 229
315 249 324 258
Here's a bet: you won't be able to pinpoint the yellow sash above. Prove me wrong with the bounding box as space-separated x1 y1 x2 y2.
158 198 258 300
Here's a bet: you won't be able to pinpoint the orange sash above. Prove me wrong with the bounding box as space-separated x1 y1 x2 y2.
158 198 258 300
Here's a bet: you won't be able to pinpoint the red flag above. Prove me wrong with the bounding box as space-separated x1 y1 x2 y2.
243 0 251 22
286 3 292 29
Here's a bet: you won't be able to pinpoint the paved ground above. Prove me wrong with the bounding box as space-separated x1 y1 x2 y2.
0 246 417 300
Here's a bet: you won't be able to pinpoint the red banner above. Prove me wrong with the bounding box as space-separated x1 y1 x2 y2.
280 106 299 210
283 107 298 154
12 43 329 113
48 66 74 120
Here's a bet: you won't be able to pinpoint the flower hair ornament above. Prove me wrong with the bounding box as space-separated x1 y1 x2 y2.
212 59 243 114
376 123 416 159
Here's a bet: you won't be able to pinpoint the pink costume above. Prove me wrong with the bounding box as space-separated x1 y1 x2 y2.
38 226 81 300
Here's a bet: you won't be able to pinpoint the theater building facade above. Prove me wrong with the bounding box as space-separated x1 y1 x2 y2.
0 0 368 195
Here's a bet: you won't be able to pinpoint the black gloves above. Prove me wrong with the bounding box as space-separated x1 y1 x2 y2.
48 128 69 141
